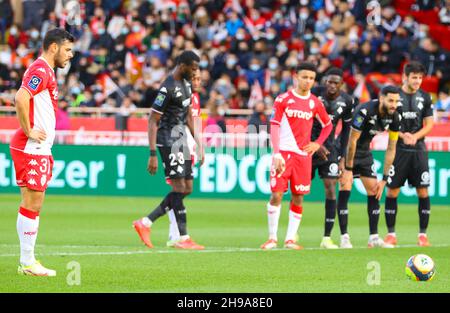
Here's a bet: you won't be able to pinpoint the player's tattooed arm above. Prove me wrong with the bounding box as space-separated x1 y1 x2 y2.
147 111 162 175
15 88 46 143
376 131 398 200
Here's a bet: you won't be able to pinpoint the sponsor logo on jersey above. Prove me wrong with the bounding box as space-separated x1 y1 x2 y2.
294 184 310 192
402 111 418 119
337 106 343 115
28 75 42 91
285 108 313 120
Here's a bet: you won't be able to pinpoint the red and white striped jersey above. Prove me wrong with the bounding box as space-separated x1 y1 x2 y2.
10 57 58 156
270 90 331 156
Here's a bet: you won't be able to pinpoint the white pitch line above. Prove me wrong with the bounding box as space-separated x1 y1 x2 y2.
0 244 448 257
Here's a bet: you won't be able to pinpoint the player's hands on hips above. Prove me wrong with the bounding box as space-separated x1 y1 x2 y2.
316 145 330 161
303 141 321 155
272 153 285 177
148 156 158 175
28 129 47 143
375 180 387 200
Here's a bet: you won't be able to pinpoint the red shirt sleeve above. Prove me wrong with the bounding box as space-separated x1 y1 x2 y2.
20 65 49 97
270 94 286 125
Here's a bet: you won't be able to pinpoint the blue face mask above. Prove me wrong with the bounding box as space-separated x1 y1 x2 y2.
98 29 105 35
199 60 209 68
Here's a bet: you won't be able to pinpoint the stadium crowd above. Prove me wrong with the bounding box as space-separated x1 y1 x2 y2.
0 0 449 123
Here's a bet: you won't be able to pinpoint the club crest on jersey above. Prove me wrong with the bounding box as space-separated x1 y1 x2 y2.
309 99 315 109
28 75 42 91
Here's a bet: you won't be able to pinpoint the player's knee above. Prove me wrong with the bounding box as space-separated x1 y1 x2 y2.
291 194 303 206
171 180 186 193
386 188 400 198
270 193 283 206
184 185 193 196
324 181 336 199
417 188 428 198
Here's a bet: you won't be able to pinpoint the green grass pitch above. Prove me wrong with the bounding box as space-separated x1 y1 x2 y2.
0 194 449 293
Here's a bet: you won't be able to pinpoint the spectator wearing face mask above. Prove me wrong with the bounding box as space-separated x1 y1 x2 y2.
225 11 244 37
245 58 265 87
223 53 240 83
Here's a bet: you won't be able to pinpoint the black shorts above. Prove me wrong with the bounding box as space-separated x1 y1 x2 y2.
353 151 377 179
387 148 430 188
312 148 340 180
158 146 193 180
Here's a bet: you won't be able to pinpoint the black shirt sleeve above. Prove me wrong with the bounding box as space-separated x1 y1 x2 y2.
390 112 401 132
423 92 434 118
151 86 172 114
351 103 369 131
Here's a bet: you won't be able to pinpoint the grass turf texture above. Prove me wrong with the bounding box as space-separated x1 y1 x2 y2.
0 194 449 293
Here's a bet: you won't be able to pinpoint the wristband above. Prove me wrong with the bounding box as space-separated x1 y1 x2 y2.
382 174 389 182
345 165 353 171
150 150 157 157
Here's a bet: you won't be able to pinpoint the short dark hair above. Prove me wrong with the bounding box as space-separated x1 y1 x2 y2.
43 28 75 50
403 61 426 76
380 85 400 96
325 67 343 78
176 50 200 66
296 62 317 73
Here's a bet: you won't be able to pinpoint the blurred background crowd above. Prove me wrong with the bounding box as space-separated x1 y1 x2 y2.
0 0 449 127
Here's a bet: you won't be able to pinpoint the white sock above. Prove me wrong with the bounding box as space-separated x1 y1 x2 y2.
388 232 396 237
17 210 39 266
141 217 152 227
181 235 190 241
285 210 302 242
267 203 281 241
168 210 180 241
369 234 379 241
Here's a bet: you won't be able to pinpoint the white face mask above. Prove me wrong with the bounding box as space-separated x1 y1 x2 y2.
250 64 260 71
268 62 278 70
31 30 39 39
300 12 308 20
132 26 140 33
227 59 237 68
10 27 18 36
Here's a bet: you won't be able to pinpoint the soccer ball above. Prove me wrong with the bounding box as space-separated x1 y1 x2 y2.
405 254 435 281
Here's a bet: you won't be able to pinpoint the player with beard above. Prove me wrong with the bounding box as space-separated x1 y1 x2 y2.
341 85 401 248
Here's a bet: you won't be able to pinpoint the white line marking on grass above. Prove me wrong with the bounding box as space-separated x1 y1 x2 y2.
0 244 448 257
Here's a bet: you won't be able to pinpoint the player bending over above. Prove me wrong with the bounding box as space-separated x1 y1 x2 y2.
341 86 401 248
